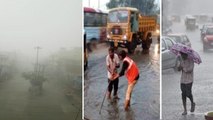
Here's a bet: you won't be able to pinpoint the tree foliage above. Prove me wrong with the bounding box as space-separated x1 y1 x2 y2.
107 0 159 15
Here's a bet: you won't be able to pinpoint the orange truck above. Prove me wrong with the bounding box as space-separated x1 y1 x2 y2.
107 7 157 53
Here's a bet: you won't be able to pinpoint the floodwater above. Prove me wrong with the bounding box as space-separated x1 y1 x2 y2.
162 18 213 120
84 38 160 120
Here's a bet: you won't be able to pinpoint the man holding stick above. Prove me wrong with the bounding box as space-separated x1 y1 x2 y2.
106 47 120 99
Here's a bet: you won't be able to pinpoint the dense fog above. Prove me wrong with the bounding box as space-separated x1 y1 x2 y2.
0 0 82 119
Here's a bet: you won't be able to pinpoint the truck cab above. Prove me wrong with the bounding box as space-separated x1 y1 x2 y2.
107 7 156 53
185 16 198 30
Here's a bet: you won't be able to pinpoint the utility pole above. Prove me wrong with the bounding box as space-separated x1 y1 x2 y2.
35 46 41 80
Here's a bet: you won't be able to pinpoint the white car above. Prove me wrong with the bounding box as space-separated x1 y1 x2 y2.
162 36 181 71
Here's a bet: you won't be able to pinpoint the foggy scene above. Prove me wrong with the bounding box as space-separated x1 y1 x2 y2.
84 0 160 119
162 0 213 120
0 0 82 120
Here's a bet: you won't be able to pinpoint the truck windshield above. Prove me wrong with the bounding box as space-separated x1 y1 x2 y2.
108 10 128 23
187 19 195 24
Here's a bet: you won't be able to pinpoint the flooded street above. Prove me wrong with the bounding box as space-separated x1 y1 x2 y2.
84 38 160 120
162 20 213 120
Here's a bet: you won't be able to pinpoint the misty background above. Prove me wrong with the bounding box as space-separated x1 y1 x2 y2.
163 0 213 15
162 0 213 120
0 0 82 57
0 0 82 120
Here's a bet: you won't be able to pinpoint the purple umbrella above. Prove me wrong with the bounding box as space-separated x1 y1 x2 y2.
170 43 202 64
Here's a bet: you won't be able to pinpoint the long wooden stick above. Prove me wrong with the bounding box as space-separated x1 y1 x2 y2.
99 81 111 114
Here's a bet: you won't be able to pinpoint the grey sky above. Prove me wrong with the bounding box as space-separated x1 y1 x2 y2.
0 0 82 56
83 0 160 11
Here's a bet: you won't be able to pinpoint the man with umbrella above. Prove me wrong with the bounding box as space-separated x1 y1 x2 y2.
170 43 202 115
178 52 195 115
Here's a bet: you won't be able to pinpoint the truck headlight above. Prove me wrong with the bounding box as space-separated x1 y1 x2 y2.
107 34 110 39
156 29 160 34
123 35 127 40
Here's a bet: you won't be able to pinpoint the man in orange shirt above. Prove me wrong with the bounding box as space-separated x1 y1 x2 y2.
117 50 140 111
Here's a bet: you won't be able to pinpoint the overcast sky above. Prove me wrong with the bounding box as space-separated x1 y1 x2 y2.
0 0 82 57
83 0 160 11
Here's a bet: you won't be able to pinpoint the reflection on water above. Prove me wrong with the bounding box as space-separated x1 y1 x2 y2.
85 40 160 120
153 44 160 60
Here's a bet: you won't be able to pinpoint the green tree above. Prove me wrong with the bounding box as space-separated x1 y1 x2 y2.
106 0 120 9
107 0 159 15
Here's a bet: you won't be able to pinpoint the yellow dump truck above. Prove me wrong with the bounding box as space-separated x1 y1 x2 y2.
107 7 157 53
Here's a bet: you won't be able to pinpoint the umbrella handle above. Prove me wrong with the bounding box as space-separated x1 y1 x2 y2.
179 56 183 62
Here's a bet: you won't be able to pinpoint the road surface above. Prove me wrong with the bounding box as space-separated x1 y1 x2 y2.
162 19 213 120
85 38 160 120
0 60 81 120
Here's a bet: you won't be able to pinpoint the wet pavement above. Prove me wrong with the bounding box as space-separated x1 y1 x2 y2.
84 38 160 120
162 20 213 120
0 63 81 120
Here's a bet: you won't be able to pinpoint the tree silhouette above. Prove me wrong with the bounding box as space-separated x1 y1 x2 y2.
107 0 159 15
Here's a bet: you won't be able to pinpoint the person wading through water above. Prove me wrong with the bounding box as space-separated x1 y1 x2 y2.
178 52 196 115
106 47 120 99
114 50 140 111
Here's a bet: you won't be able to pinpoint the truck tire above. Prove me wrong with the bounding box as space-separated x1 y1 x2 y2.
147 38 152 48
142 37 152 50
127 42 135 54
127 35 138 54
127 41 136 54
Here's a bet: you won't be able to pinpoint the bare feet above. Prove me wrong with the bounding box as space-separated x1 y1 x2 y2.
113 95 120 100
191 103 196 112
182 111 187 115
124 100 130 111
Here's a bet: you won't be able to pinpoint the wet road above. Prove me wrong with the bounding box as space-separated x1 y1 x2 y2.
162 20 213 120
0 67 81 120
84 38 160 120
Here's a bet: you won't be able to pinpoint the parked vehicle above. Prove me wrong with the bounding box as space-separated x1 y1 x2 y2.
200 23 213 41
107 7 157 53
84 7 107 51
167 33 191 47
162 36 181 71
203 26 213 51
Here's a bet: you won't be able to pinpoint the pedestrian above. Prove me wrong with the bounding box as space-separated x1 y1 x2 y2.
106 47 120 100
117 50 139 111
178 52 196 115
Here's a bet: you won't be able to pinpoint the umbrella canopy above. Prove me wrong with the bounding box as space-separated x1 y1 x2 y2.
170 43 202 64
